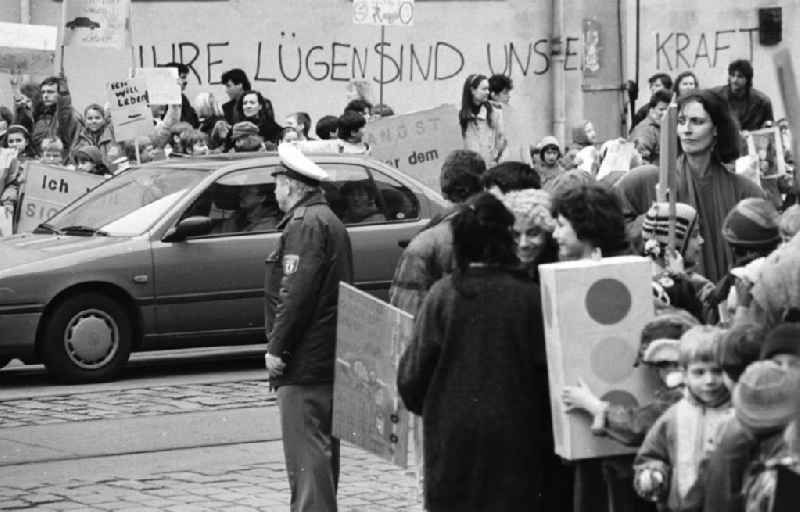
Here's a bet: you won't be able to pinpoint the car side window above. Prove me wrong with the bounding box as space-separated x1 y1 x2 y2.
181 167 282 236
318 163 387 225
369 169 420 221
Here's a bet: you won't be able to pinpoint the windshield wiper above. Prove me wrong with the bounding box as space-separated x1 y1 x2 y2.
59 225 110 236
34 223 62 235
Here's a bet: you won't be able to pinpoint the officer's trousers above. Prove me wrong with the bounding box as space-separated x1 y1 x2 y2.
276 383 340 512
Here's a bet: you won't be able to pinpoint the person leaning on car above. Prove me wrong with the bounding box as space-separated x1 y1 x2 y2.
264 143 354 512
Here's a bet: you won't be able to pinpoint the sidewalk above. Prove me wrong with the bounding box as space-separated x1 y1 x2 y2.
0 442 420 511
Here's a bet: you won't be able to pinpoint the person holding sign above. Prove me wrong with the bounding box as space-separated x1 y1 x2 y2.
397 192 550 512
17 75 81 164
70 104 115 166
264 144 353 512
615 89 764 283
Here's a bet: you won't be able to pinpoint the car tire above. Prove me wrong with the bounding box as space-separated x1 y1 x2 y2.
40 292 132 383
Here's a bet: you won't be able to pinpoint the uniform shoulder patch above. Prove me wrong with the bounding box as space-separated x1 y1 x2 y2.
283 254 299 274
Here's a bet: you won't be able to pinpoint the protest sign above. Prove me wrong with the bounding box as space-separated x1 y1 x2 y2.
17 163 103 233
0 207 12 237
597 139 637 181
745 127 786 180
539 256 657 460
333 283 412 468
0 22 57 75
61 0 131 49
364 105 462 192
106 77 153 142
353 0 414 26
136 67 181 105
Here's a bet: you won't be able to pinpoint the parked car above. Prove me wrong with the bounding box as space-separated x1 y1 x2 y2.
65 17 101 30
0 153 447 382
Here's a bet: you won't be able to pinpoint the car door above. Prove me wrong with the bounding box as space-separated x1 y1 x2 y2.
317 161 428 301
149 166 281 343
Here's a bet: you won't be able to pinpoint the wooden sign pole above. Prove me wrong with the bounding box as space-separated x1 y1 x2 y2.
657 103 678 251
773 49 800 199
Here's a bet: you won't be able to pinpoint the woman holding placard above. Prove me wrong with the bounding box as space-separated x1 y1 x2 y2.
397 192 551 511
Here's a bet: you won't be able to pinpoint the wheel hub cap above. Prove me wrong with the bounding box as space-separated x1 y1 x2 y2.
64 309 118 369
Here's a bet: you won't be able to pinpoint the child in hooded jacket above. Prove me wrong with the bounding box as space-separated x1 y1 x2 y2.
634 326 732 511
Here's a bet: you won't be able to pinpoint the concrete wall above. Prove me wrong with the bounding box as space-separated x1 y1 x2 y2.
1 0 586 148
633 0 799 119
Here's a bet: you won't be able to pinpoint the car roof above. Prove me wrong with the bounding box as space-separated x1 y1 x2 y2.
142 152 390 172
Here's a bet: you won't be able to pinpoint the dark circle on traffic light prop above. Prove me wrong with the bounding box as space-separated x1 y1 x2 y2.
600 389 639 409
585 278 632 325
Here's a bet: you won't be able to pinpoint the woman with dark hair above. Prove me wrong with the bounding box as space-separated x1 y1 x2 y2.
673 71 698 96
70 104 115 165
397 191 552 511
232 91 282 146
458 74 506 166
615 89 763 282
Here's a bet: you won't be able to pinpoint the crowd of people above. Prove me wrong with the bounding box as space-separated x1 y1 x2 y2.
394 60 800 512
2 55 800 511
0 64 385 232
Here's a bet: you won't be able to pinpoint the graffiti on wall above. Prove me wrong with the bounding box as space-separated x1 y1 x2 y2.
654 27 759 71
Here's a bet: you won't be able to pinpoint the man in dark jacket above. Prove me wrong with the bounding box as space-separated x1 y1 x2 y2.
220 68 251 125
712 59 774 131
16 75 81 164
265 143 353 512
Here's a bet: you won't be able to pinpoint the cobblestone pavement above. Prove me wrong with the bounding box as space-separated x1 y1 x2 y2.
0 381 274 429
0 445 420 511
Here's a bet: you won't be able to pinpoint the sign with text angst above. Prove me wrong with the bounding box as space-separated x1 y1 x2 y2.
364 104 462 192
62 0 131 49
333 283 412 468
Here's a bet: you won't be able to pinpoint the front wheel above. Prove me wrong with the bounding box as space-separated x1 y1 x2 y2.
40 292 132 383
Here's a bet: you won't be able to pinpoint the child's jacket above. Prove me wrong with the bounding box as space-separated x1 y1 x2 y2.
634 390 732 511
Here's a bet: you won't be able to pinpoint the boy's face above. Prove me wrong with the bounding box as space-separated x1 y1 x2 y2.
543 147 559 165
684 361 725 404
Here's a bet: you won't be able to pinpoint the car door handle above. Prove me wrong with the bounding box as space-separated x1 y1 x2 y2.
398 239 410 248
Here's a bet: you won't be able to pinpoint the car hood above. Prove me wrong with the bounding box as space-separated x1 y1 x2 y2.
0 233 136 276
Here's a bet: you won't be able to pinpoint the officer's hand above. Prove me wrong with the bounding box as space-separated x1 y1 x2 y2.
265 353 286 378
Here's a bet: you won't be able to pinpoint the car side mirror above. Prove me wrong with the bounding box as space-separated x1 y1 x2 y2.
162 216 212 243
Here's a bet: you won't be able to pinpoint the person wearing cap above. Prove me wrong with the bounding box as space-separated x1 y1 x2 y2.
264 143 353 511
706 197 781 325
641 201 712 321
535 136 565 192
634 325 732 511
501 188 558 282
736 361 800 512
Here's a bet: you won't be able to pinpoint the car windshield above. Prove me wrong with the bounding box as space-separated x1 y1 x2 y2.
45 167 208 236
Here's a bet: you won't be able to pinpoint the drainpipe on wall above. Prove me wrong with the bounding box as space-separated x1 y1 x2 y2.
20 0 31 23
551 0 567 146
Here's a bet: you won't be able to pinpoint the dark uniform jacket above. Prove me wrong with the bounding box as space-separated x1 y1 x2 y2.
265 189 353 388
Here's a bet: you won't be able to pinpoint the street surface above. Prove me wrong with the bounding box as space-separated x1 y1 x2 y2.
0 348 419 511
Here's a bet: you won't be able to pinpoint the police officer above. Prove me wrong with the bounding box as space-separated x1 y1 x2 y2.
265 143 354 512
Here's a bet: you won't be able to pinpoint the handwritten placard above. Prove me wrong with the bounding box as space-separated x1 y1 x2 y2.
136 67 181 105
333 283 412 468
106 77 154 141
0 22 57 74
364 104 462 192
17 163 103 233
61 0 131 49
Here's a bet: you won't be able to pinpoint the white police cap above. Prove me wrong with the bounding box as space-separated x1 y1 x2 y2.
273 143 329 184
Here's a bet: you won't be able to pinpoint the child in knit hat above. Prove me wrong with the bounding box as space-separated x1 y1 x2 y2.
736 360 800 512
641 201 713 321
634 325 732 511
761 323 800 371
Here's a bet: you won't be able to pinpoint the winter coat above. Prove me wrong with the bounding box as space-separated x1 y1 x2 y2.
462 104 506 166
702 416 758 512
634 391 733 511
397 266 550 512
23 95 82 165
711 85 774 131
388 208 458 316
264 190 354 388
70 125 115 166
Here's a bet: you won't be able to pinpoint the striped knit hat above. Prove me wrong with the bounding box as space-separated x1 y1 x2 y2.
722 198 781 248
733 360 800 433
641 202 698 255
